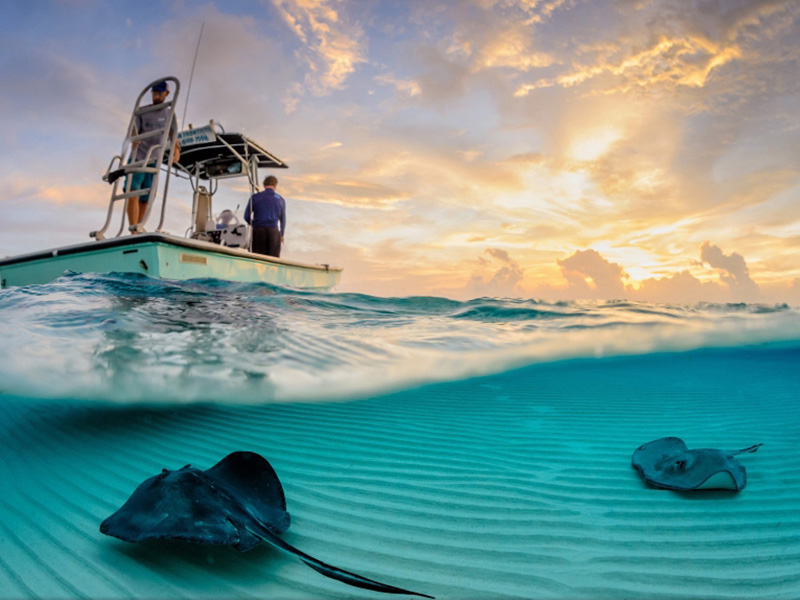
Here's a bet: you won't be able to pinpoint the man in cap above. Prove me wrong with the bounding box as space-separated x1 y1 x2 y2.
126 80 180 231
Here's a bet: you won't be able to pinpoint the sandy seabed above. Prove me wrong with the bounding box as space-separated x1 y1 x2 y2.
1 346 799 599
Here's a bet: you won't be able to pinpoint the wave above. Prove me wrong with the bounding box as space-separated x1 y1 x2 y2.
1 271 800 403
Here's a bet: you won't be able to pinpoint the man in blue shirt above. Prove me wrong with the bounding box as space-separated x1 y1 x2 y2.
245 175 286 257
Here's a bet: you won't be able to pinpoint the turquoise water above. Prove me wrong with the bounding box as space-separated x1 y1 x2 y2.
2 271 800 403
2 272 800 598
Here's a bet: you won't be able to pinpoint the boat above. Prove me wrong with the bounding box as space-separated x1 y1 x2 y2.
0 76 342 290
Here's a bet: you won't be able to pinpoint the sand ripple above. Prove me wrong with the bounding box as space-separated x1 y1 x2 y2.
1 347 799 598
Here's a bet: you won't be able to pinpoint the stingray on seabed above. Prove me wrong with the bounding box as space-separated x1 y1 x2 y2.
100 451 433 598
632 437 762 491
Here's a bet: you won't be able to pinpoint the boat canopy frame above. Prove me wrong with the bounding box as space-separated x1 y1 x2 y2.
169 120 289 242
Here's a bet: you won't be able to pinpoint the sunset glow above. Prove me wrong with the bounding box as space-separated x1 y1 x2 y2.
1 1 799 303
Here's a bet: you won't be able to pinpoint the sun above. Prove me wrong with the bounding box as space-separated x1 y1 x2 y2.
568 128 622 162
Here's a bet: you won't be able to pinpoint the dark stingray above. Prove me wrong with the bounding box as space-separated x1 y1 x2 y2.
101 451 433 598
632 437 762 491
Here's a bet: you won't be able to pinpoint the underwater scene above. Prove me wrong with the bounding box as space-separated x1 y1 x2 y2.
1 272 799 599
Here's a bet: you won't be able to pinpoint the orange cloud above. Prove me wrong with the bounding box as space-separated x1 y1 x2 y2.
474 27 555 71
290 174 410 208
374 74 422 97
699 241 760 301
538 243 764 304
516 35 742 96
271 0 367 96
556 249 628 299
466 248 525 298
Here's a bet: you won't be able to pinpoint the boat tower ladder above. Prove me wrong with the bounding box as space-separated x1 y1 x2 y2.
91 76 181 240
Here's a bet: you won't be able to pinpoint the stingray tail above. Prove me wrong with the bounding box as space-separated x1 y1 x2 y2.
249 524 434 598
731 443 763 455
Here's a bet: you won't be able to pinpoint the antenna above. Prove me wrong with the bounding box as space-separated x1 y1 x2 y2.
181 21 205 130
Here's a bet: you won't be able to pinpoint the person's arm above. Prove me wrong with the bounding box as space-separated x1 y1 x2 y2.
244 198 252 224
170 114 180 162
280 199 286 240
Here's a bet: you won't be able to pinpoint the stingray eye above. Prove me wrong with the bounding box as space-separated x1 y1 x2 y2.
675 460 687 471
157 469 169 480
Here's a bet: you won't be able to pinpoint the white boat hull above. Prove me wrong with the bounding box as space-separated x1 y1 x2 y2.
0 233 341 290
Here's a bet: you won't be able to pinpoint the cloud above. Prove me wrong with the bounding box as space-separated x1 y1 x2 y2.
3 0 800 305
513 0 799 96
466 247 525 298
390 0 566 107
289 175 410 208
635 269 727 304
788 278 800 306
632 241 763 303
151 9 297 127
0 179 112 257
466 5 557 72
373 73 422 97
515 33 741 97
0 46 126 142
284 113 525 213
413 45 471 105
556 249 628 299
270 0 367 97
699 240 760 300
541 243 764 304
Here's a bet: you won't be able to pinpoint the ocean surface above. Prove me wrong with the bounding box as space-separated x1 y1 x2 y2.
2 271 800 404
1 272 800 599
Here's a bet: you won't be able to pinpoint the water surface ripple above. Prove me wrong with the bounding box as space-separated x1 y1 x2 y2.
1 271 799 402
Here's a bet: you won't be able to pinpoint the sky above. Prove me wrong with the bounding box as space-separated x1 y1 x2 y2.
1 0 799 303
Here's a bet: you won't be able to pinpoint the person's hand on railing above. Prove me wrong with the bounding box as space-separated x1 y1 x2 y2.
102 155 124 184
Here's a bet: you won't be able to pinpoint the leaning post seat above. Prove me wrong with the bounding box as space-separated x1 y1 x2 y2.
193 187 214 233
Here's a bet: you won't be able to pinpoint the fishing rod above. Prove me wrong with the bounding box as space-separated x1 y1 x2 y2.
181 21 205 130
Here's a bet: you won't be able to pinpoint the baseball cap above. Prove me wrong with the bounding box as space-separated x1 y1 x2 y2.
151 81 168 92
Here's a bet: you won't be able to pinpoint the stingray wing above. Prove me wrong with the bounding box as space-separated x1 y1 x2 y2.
100 467 253 546
684 449 747 490
205 451 291 535
632 437 687 487
632 437 688 469
247 522 434 598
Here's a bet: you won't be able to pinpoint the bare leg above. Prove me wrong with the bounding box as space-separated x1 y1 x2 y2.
126 198 141 233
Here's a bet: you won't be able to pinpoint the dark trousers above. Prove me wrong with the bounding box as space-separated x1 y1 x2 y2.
252 227 282 257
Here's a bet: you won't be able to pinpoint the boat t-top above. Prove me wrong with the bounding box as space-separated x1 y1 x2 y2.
0 76 342 290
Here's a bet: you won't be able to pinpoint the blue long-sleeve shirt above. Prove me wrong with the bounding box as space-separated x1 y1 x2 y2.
244 188 286 235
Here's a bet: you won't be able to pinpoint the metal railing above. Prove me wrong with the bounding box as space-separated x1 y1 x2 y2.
91 76 181 240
